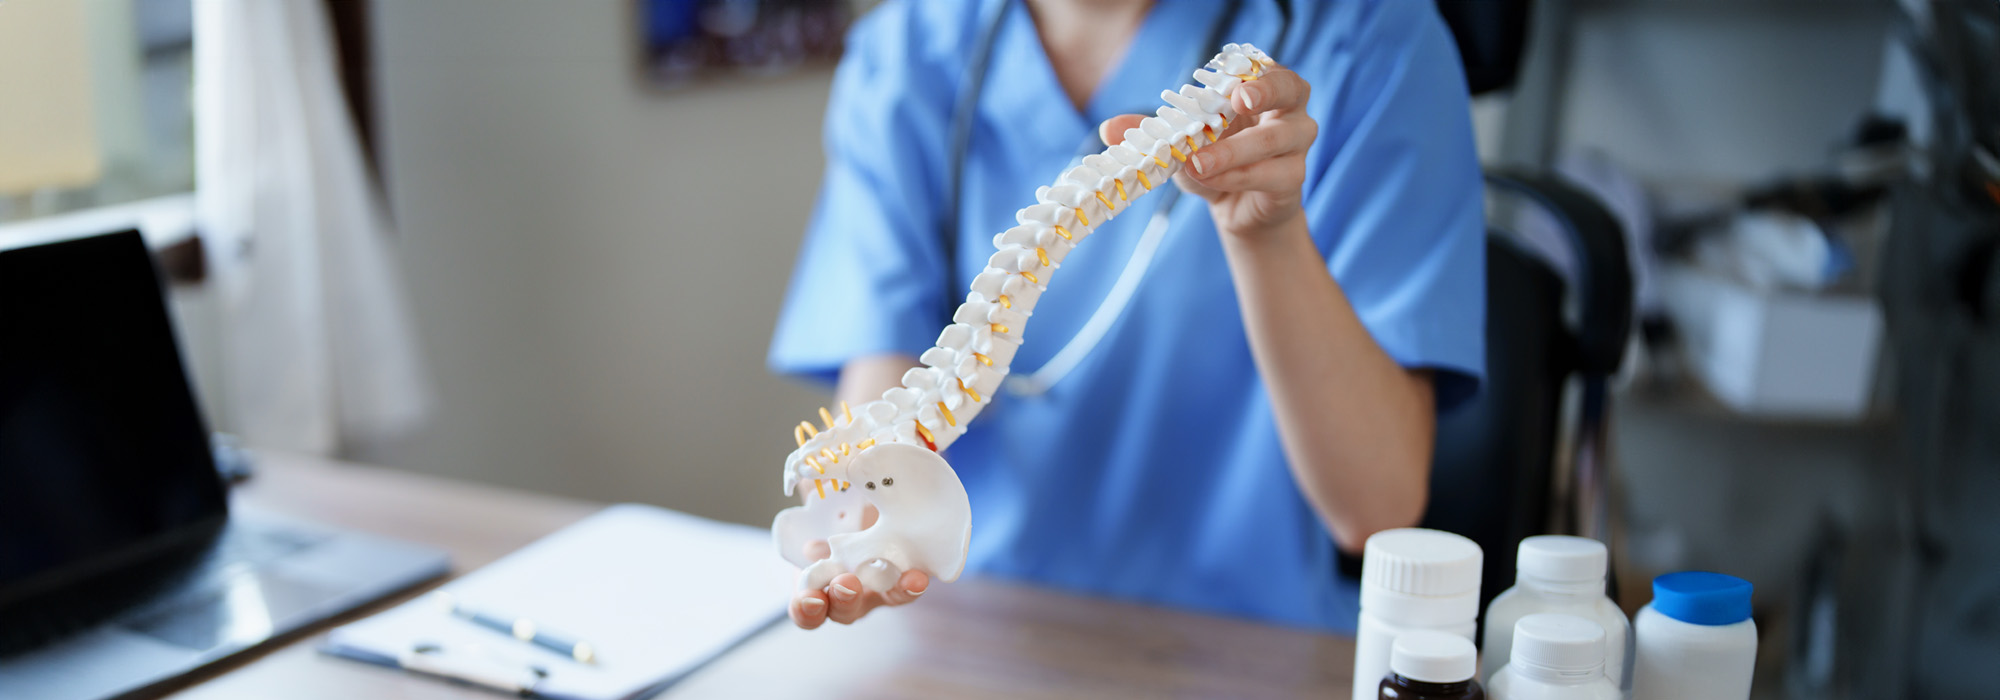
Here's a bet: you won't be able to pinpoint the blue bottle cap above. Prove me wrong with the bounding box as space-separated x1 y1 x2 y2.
1651 571 1753 626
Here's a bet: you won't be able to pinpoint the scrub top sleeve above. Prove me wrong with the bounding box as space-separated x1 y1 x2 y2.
1298 1 1487 411
768 7 955 387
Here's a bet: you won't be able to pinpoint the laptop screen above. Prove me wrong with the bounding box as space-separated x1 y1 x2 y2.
0 230 228 605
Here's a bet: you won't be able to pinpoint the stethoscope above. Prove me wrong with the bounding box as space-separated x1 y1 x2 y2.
942 0 1289 396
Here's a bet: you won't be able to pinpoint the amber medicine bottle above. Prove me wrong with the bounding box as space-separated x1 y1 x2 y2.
1380 631 1485 700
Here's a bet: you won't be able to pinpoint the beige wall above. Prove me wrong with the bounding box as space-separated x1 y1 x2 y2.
362 0 835 526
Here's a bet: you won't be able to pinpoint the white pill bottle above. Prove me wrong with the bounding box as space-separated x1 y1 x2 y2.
1489 613 1622 700
1480 536 1633 696
1352 528 1483 700
1631 572 1756 700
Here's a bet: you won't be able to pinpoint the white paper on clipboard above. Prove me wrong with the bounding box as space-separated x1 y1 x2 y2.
322 504 795 700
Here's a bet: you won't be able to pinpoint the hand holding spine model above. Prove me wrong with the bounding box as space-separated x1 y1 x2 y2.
773 44 1278 593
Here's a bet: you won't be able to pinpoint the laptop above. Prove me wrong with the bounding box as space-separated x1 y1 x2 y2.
0 230 450 699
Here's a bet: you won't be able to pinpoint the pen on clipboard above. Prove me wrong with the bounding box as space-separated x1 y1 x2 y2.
432 592 599 664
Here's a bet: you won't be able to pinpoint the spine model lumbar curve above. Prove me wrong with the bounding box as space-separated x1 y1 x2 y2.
773 44 1278 593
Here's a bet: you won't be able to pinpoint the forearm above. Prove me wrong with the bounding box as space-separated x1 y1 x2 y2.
1221 212 1435 553
835 353 920 411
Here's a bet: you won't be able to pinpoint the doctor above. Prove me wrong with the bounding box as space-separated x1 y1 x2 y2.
770 0 1485 632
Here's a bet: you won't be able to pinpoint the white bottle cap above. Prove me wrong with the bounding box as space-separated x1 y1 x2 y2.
1360 528 1483 626
1517 535 1608 584
1509 613 1607 682
1389 631 1477 684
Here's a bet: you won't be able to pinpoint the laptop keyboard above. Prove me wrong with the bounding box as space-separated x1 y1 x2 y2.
0 523 329 656
172 522 327 587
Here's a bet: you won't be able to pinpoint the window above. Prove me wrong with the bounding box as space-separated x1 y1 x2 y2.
0 0 194 225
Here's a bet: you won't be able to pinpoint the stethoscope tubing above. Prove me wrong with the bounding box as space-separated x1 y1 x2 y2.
943 0 1285 397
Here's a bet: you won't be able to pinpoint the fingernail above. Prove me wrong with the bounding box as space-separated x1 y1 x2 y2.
905 585 926 597
1191 153 1210 174
829 583 857 601
1241 88 1258 111
801 598 825 614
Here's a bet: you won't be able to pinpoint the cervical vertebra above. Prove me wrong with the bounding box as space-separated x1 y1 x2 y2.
773 44 1277 593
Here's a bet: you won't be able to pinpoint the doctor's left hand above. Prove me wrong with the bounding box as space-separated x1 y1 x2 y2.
1099 63 1317 240
787 506 930 629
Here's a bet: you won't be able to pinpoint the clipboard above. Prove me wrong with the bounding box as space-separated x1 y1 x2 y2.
320 504 796 700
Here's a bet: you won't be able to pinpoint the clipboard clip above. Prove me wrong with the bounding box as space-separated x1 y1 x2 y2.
400 642 550 696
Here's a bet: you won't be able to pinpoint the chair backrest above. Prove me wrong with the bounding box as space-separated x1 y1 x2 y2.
1400 1 1637 621
1423 234 1568 610
1417 172 1633 624
1434 0 1533 96
1329 3 1635 624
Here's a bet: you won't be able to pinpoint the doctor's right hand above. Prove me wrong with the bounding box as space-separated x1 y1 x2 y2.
787 507 931 629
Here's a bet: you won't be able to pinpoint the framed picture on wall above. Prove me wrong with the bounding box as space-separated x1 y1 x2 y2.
638 0 860 88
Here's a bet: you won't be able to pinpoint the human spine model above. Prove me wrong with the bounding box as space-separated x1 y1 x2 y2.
773 44 1277 593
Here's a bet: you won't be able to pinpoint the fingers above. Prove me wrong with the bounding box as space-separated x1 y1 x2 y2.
807 569 931 627
1186 153 1307 195
1099 68 1314 206
1233 67 1309 116
1188 114 1315 180
878 570 930 606
790 589 830 630
801 539 830 562
1108 67 1306 150
1172 167 1222 202
1098 114 1147 147
824 573 869 624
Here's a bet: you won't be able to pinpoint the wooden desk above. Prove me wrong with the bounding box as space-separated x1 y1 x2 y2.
168 454 1355 699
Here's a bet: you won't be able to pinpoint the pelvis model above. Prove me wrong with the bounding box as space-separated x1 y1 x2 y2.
773 44 1278 594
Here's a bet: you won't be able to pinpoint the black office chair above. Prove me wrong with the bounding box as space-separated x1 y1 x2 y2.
1427 170 1633 617
1343 0 1636 624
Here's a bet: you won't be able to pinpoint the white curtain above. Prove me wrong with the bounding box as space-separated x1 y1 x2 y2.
193 0 430 455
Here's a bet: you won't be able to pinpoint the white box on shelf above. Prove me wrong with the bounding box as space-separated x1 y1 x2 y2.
1660 264 1883 421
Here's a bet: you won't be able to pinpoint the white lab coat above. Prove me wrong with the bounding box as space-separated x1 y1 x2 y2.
193 0 430 454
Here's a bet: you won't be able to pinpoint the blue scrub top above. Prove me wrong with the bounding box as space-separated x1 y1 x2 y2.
769 0 1485 632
